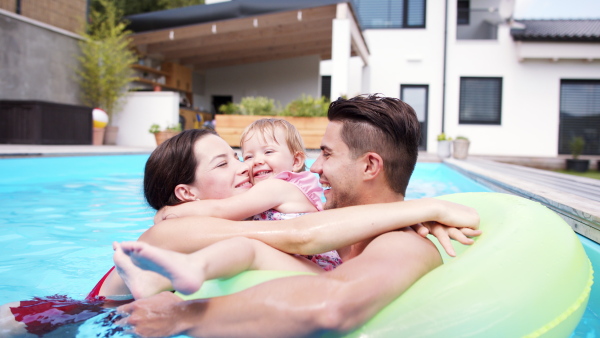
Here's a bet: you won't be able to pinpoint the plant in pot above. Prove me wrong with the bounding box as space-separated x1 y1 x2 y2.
566 136 589 172
436 133 453 159
453 136 470 160
76 0 136 145
149 123 182 146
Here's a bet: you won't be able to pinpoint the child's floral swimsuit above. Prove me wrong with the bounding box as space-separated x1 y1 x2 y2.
252 171 343 271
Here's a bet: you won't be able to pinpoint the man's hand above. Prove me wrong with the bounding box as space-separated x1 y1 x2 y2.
415 221 482 257
117 291 191 337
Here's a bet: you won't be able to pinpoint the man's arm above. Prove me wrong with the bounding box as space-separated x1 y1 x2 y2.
140 198 480 255
119 231 442 337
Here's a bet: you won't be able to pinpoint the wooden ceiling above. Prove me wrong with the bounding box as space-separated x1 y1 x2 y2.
130 4 366 70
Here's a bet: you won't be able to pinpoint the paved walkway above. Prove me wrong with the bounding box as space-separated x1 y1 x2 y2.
0 144 154 157
445 157 600 243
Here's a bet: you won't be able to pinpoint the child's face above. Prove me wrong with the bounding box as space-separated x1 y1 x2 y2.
242 127 301 184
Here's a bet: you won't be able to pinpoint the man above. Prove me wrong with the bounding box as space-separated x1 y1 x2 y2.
117 95 479 337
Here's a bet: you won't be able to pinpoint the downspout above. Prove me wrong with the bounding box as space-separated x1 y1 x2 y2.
441 0 448 133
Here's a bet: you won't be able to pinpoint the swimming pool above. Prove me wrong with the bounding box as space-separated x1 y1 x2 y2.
0 155 597 336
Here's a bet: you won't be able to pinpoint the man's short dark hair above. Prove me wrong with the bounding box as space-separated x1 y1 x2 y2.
327 94 420 196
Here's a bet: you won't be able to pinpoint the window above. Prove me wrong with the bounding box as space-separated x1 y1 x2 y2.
457 0 470 25
459 77 502 125
352 0 426 29
321 76 331 100
559 80 600 155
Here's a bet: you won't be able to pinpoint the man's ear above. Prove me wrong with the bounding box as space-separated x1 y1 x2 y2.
362 152 384 181
174 184 199 202
292 151 307 172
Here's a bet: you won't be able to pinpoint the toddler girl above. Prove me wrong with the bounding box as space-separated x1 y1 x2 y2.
153 118 342 270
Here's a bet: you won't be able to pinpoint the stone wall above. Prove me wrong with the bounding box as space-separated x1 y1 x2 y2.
0 11 83 105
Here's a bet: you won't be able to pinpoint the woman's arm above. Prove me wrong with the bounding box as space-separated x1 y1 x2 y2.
140 198 480 255
154 179 314 223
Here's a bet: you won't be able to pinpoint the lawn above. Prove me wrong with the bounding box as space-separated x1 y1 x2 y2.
554 170 600 180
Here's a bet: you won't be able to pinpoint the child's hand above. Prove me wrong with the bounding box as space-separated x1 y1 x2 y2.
154 206 178 225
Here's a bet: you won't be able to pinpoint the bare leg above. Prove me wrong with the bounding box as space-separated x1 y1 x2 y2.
116 237 323 295
113 243 174 300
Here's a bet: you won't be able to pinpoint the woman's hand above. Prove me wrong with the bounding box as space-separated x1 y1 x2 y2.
414 221 482 257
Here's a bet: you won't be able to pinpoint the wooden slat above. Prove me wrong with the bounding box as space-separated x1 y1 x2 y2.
173 30 332 62
183 40 331 68
131 5 336 46
155 20 332 60
147 17 333 55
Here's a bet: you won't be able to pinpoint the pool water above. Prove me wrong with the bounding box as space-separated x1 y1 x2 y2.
0 156 597 336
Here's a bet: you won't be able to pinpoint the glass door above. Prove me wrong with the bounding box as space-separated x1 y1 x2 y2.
401 85 429 151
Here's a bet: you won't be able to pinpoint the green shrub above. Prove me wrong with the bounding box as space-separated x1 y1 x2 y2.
282 95 330 117
219 96 279 116
570 136 585 159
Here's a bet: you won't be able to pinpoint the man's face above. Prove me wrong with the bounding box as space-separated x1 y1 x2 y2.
310 121 362 210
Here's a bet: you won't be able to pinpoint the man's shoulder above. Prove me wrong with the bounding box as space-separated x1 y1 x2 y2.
360 230 439 261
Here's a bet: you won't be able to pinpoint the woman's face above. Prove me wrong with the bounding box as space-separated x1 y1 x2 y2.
190 134 252 200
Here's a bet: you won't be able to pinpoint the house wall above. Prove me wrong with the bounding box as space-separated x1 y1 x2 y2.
445 9 600 157
320 56 365 98
0 10 83 105
197 55 321 112
358 0 447 152
115 91 179 148
351 0 600 157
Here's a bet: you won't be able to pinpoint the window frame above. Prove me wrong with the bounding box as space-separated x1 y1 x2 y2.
457 0 470 25
458 76 503 125
352 0 426 29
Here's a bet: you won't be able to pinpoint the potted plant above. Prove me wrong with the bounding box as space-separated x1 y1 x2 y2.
453 136 470 160
566 136 590 172
77 0 137 145
149 123 182 145
437 133 452 159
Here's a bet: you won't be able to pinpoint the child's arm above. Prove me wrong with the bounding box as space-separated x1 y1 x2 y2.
154 179 315 224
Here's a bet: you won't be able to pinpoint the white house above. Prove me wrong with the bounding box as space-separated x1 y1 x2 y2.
331 0 600 157
125 0 600 155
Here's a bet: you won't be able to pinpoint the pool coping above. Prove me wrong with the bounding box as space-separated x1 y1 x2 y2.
445 158 600 244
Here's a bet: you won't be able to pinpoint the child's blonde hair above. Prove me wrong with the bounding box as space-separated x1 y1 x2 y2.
240 118 307 172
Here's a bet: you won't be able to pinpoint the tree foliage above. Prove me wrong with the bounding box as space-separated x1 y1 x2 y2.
77 0 137 123
99 0 205 17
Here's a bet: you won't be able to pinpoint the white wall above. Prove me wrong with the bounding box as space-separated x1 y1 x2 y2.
356 0 600 157
358 0 447 152
320 56 364 98
197 55 321 112
445 16 600 157
115 92 179 147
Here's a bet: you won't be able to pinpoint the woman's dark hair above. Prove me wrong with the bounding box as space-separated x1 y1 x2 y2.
144 129 217 210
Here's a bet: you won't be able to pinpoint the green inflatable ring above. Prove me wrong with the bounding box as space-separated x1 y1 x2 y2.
177 192 593 337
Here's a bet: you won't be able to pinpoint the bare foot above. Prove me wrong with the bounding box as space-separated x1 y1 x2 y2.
118 241 206 295
0 302 35 337
112 242 173 299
